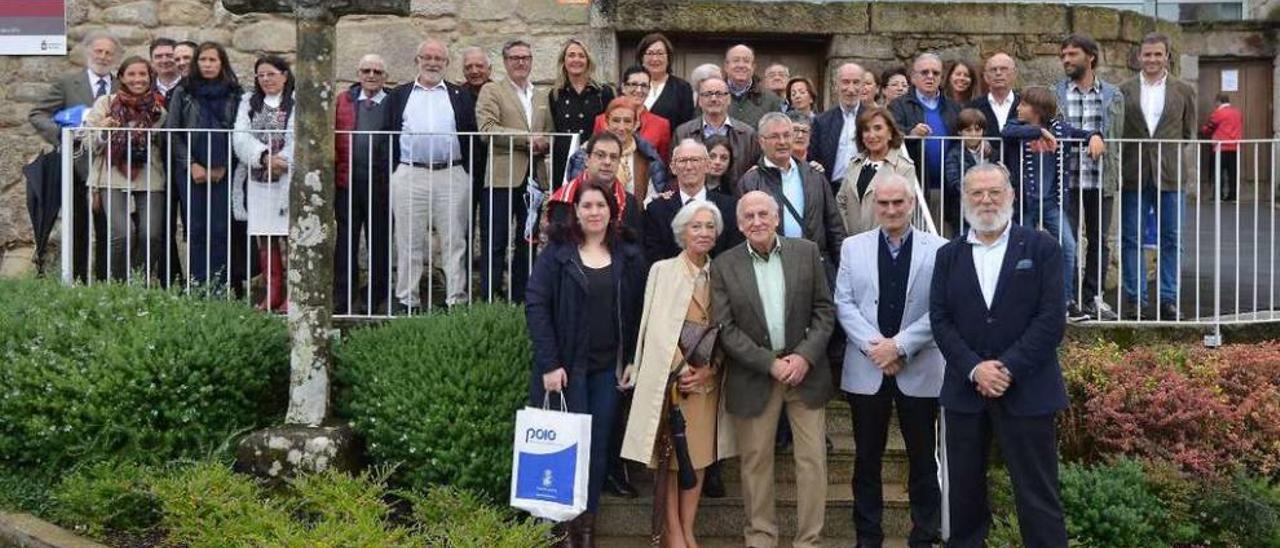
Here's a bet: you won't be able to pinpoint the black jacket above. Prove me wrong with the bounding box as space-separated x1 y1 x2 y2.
525 240 648 405
967 93 1022 166
810 104 861 182
642 189 741 264
889 89 961 183
648 75 696 131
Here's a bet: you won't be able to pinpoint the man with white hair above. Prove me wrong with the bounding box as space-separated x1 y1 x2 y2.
834 174 945 547
930 163 1069 547
724 44 783 128
385 38 478 312
644 139 741 263
333 53 395 314
890 53 962 234
29 30 122 282
457 46 492 98
811 62 866 192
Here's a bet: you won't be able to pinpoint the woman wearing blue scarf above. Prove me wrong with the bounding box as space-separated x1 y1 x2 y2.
165 42 245 295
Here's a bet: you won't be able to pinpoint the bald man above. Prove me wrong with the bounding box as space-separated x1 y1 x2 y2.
812 62 866 192
969 52 1021 139
724 44 784 128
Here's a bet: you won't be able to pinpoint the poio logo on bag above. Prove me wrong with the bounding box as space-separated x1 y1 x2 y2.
525 427 558 443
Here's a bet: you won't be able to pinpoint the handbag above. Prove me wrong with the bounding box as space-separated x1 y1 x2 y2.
676 320 719 370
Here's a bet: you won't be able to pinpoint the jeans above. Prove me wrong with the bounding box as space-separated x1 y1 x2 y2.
1066 189 1113 307
98 190 167 282
1120 187 1182 305
176 177 232 289
562 367 620 514
479 186 534 303
1019 198 1077 304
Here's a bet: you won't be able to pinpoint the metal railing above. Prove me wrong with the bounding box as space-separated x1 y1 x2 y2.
57 127 1280 333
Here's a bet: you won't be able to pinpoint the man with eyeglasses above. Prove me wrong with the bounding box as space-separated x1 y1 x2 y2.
724 44 784 129
673 76 762 193
333 54 395 314
593 65 672 163
764 63 791 100
476 39 554 302
644 139 741 263
890 53 961 235
386 38 479 312
545 131 643 235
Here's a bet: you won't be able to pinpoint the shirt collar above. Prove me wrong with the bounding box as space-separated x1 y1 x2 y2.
840 101 860 117
881 226 913 245
727 77 753 97
679 186 707 203
988 91 1014 106
360 89 387 103
915 88 940 107
87 69 110 84
965 221 1013 247
1141 71 1168 87
413 78 447 92
746 236 782 261
702 116 731 129
762 155 796 173
1068 78 1101 94
509 79 533 95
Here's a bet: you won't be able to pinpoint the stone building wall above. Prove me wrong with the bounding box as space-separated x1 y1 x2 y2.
0 0 1272 276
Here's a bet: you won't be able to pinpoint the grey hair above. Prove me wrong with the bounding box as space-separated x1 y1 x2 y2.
417 38 450 61
689 63 723 92
672 200 725 249
502 39 532 57
459 46 490 66
737 190 782 219
358 53 386 70
787 111 812 128
80 31 121 51
913 52 942 71
757 111 792 134
872 173 918 202
672 138 709 159
961 162 1014 191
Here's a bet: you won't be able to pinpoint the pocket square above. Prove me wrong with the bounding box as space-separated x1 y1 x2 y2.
1015 259 1034 270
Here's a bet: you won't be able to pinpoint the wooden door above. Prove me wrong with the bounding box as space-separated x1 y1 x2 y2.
1197 59 1274 189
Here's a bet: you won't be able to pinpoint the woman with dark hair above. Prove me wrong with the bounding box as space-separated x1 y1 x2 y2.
703 135 735 195
550 38 614 185
785 76 820 122
836 106 918 235
593 65 672 163
233 55 296 312
164 41 244 293
84 55 168 282
636 33 695 130
861 69 882 107
943 59 982 105
526 179 647 547
881 65 911 105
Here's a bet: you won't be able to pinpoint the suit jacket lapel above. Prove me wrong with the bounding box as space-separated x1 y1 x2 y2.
734 247 770 335
988 227 1025 312
957 242 988 311
905 232 924 297
1154 79 1177 136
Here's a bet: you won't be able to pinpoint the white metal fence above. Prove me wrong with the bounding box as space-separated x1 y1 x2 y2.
57 127 1280 331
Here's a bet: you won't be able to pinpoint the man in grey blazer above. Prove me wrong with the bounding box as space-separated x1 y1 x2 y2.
28 31 121 282
834 174 944 548
1118 32 1197 321
711 190 835 548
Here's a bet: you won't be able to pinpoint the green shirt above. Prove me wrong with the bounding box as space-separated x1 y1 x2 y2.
747 237 787 353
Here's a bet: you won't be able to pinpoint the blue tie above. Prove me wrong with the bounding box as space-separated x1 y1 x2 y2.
95 78 108 98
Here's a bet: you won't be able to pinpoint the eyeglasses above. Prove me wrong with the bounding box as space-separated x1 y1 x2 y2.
672 157 705 165
916 69 941 76
589 150 621 161
255 72 283 80
760 132 793 142
416 55 447 63
505 55 533 63
698 91 729 98
622 82 651 89
359 68 385 75
966 188 1006 200
642 50 667 58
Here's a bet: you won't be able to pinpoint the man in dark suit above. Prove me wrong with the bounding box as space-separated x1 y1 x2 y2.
890 53 961 234
811 62 865 194
644 139 741 263
385 38 478 312
712 190 835 548
929 163 1068 547
28 31 121 282
966 53 1020 167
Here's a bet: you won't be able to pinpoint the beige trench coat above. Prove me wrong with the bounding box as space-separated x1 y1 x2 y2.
835 147 917 236
83 94 168 192
621 256 736 467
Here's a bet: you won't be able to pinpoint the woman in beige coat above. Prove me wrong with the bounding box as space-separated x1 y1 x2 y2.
621 200 735 548
82 56 168 282
836 106 917 236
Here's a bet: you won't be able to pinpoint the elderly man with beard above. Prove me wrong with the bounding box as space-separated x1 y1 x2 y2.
29 31 122 282
929 163 1069 547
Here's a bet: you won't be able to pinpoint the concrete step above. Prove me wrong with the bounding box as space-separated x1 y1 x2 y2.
597 481 914 538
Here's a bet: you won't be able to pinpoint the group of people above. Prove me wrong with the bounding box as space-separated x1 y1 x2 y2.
520 30 1216 548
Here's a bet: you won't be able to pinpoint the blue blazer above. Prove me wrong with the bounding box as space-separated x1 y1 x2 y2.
810 105 855 181
525 240 648 405
385 80 477 172
929 223 1068 416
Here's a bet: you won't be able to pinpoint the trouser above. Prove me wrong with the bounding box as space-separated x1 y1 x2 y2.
561 367 620 514
732 381 827 548
1019 198 1077 304
176 177 232 290
926 188 962 238
1119 186 1183 306
391 164 471 307
847 377 941 547
1067 188 1113 306
98 189 167 282
334 171 392 313
1218 150 1238 200
70 172 109 282
479 186 535 303
942 406 1066 548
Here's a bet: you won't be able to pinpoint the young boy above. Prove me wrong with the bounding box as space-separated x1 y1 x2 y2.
1002 85 1104 322
944 108 994 200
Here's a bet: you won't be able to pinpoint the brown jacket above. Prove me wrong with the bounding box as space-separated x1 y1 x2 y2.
1119 74 1197 192
475 79 554 189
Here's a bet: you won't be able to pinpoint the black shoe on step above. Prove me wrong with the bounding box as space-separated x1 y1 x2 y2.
702 463 726 498
603 467 638 498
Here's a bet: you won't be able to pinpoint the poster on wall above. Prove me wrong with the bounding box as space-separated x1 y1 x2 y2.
0 1 66 55
1221 69 1239 92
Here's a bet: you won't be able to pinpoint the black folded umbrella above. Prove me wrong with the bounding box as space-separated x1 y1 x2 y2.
23 149 62 276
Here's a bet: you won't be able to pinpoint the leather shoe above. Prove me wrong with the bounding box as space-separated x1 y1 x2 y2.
603 467 638 498
702 463 726 498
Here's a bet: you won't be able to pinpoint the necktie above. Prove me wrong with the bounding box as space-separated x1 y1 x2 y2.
361 97 373 111
95 78 108 99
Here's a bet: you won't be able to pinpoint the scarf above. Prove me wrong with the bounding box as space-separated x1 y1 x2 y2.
550 171 629 221
107 90 164 180
615 137 637 193
190 81 234 171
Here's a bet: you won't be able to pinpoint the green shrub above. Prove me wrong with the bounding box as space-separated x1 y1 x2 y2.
1196 471 1280 548
48 461 160 539
0 465 56 515
1060 459 1170 547
336 303 531 502
411 485 554 548
150 461 303 546
0 279 289 473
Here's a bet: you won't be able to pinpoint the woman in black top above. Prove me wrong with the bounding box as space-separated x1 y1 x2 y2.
550 38 614 186
526 180 647 545
636 33 695 132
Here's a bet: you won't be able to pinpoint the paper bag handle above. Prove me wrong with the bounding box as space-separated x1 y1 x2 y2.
542 390 569 412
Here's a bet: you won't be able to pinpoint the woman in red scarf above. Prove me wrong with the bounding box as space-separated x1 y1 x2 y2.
84 55 168 282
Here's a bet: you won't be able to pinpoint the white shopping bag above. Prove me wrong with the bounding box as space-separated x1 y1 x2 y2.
510 392 592 522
